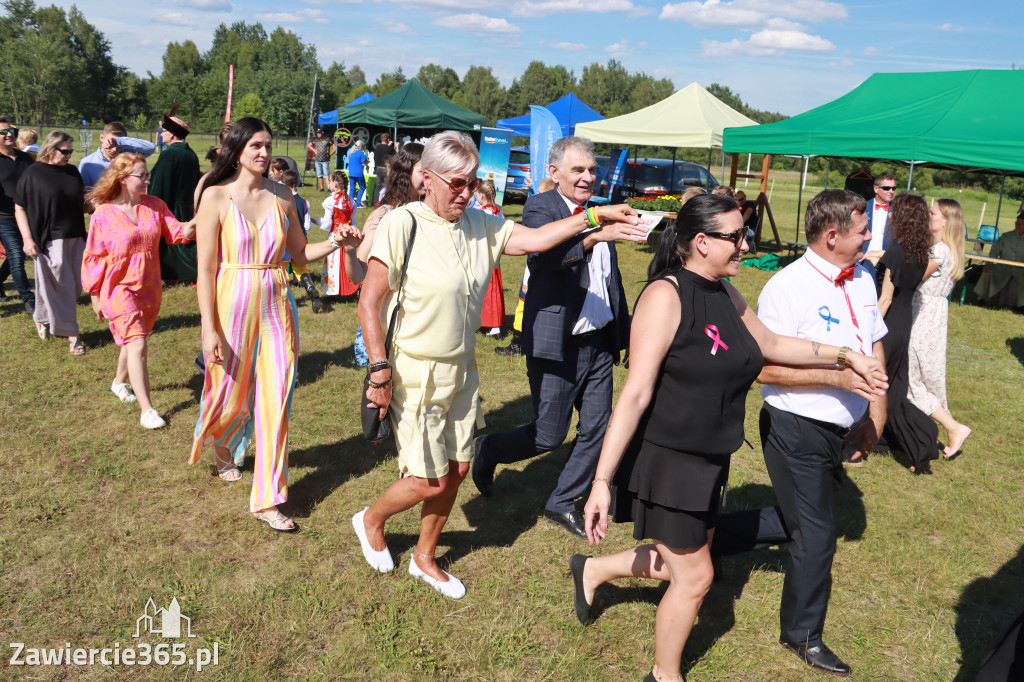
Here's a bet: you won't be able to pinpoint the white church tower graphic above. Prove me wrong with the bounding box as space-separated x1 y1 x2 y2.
134 597 196 638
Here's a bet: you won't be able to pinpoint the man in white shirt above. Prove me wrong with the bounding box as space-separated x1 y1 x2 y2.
860 172 896 276
715 189 888 677
471 137 631 538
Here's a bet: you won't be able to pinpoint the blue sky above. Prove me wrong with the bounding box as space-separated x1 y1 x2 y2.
54 0 1022 115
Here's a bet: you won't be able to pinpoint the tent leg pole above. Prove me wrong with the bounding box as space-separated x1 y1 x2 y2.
670 148 676 192
721 148 725 185
706 147 712 190
795 156 805 244
996 175 1006 226
824 158 830 188
907 162 914 191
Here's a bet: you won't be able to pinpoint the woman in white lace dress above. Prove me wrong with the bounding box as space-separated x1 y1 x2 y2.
908 198 971 459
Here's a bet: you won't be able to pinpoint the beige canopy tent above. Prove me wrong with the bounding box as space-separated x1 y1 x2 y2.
573 82 757 147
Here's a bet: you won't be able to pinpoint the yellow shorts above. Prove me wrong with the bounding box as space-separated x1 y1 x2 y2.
390 347 484 479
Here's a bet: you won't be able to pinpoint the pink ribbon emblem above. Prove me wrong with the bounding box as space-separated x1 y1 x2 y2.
705 324 729 355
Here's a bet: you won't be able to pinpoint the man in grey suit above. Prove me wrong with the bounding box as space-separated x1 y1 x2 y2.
472 136 631 538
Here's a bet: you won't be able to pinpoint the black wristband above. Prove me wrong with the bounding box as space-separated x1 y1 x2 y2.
367 360 390 373
368 376 392 389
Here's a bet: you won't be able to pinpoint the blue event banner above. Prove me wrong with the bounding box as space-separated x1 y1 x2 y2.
529 105 563 195
477 127 514 206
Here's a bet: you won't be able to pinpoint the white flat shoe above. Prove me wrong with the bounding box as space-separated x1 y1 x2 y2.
409 554 466 599
140 409 167 429
352 508 394 573
111 380 137 403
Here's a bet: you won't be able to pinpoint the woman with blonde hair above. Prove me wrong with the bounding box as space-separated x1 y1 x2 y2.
908 198 970 459
14 130 87 353
82 153 196 428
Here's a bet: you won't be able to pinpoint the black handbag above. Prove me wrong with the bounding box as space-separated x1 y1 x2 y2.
361 214 418 446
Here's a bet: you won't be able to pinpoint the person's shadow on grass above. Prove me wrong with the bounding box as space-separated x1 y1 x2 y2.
1005 337 1024 369
952 543 1024 681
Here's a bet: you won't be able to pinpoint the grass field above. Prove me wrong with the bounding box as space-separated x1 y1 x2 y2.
1 163 1023 680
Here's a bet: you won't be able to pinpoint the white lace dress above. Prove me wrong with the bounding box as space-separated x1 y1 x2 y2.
907 242 955 415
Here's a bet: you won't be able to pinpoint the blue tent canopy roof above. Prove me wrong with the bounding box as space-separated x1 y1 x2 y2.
317 92 376 126
496 93 603 137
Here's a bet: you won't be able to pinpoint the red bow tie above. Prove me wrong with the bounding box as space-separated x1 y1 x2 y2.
573 205 585 215
834 265 856 285
876 203 889 211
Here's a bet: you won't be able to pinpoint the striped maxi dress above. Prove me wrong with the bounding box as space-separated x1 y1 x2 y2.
190 188 298 513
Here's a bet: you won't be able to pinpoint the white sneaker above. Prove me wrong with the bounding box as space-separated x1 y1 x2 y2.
352 508 394 572
111 381 137 403
408 553 466 599
140 409 167 429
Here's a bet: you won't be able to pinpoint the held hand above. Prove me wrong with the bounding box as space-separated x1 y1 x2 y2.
23 239 38 258
597 204 639 224
845 352 887 398
583 484 611 546
846 417 881 462
334 224 363 249
592 220 648 243
836 367 888 401
365 371 392 421
862 250 884 266
203 331 226 366
90 296 104 322
183 220 197 241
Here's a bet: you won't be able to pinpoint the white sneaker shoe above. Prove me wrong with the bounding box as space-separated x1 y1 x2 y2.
111 381 137 403
409 553 466 599
352 508 394 572
140 409 167 429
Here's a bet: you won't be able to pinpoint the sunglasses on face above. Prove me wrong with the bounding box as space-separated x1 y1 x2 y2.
128 172 151 182
876 185 896 191
56 148 74 156
0 127 18 137
428 169 480 194
703 228 747 246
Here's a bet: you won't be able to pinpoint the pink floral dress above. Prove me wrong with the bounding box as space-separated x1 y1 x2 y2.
82 194 192 346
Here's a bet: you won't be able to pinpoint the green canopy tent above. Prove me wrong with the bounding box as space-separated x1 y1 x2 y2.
335 78 486 132
723 70 1024 239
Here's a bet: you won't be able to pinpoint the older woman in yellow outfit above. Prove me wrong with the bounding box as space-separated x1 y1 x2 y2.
353 131 647 598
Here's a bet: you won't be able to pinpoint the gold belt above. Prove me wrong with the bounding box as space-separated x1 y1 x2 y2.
218 262 285 270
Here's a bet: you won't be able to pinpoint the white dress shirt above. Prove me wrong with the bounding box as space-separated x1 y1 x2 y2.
556 192 614 335
758 247 888 427
865 201 889 252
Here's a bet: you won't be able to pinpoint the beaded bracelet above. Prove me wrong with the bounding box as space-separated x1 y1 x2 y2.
367 360 390 373
368 375 392 389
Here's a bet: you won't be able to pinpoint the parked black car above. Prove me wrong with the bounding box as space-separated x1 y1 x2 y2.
595 157 719 198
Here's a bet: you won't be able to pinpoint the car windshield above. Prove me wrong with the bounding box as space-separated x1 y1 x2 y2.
509 151 530 165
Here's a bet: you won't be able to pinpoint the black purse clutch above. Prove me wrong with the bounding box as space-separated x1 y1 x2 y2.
361 214 418 446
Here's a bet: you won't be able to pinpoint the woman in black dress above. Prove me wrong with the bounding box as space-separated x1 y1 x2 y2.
573 195 887 682
870 193 941 474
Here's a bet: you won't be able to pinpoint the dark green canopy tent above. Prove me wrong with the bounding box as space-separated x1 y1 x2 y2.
336 78 486 131
723 70 1024 174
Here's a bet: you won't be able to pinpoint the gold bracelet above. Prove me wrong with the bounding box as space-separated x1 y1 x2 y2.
837 346 851 367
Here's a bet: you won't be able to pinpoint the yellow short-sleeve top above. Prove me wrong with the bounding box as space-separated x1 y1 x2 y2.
369 201 515 359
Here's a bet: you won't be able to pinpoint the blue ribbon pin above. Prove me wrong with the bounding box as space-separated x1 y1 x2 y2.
818 306 839 331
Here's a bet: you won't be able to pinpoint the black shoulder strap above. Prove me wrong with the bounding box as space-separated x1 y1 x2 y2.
383 212 418 359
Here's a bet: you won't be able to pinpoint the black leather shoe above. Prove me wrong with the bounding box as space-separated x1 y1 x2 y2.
569 554 593 624
543 509 587 538
780 640 851 676
495 331 523 356
471 437 494 497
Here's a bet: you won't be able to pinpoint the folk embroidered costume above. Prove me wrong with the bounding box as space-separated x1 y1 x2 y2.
320 190 359 296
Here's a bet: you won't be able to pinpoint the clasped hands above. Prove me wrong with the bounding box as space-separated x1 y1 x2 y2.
587 204 648 242
332 224 362 249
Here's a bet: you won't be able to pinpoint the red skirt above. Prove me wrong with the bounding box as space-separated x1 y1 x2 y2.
322 248 360 296
480 266 505 328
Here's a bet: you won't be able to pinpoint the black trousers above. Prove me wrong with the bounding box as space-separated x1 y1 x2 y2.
715 403 845 648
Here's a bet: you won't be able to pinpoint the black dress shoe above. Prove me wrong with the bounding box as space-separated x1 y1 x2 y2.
569 554 593 624
780 640 851 676
495 331 523 356
471 437 494 497
543 509 587 538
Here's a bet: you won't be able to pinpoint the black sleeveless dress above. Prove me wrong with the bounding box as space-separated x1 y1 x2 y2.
611 268 764 549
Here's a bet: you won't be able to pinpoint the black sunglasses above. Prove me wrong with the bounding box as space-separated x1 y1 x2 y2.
0 127 17 137
56 148 74 156
428 169 480 194
703 228 747 246
876 185 896 191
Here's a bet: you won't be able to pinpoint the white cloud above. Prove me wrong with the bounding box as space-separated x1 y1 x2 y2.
828 58 854 67
381 21 416 34
605 39 636 57
549 41 588 51
702 27 835 56
254 9 330 23
511 0 636 17
433 13 520 34
661 0 845 26
159 12 202 27
864 45 878 56
938 22 964 32
175 0 232 10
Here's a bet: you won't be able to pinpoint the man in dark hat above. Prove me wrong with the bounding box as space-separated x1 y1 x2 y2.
151 107 201 281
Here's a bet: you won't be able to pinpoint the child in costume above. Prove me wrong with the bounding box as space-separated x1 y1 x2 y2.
476 180 506 337
319 170 360 298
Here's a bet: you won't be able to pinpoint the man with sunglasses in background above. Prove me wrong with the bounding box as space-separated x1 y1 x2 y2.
0 116 35 314
78 121 155 190
860 172 896 277
473 136 631 539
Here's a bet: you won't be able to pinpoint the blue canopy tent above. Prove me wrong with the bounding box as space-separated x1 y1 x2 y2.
317 92 376 125
496 93 603 137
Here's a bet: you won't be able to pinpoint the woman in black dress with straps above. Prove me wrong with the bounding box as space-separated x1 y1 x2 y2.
572 195 887 682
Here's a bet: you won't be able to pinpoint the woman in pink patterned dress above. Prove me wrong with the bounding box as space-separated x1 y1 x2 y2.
82 153 196 429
